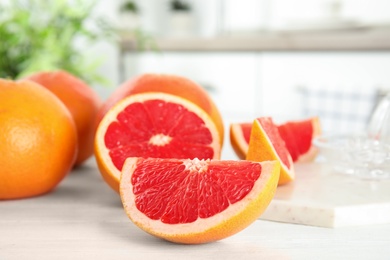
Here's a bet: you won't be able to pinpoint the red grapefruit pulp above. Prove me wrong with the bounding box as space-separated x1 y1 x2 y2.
277 117 320 162
97 73 224 146
230 117 320 162
120 157 280 244
94 93 221 192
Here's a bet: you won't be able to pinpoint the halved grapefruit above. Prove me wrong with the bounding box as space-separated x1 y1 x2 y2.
246 117 294 185
94 92 221 192
230 117 320 162
97 73 224 146
120 157 280 244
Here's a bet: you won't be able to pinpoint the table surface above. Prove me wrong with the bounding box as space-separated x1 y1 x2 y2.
1 158 390 260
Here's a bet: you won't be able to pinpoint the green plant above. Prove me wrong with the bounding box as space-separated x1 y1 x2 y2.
170 0 191 12
120 1 139 14
0 0 115 85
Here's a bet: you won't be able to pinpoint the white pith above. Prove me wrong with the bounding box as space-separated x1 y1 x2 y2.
120 158 276 235
96 92 221 181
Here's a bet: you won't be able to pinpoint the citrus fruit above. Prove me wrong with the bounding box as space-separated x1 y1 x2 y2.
97 73 224 145
26 70 102 166
230 117 321 162
0 79 77 199
120 157 280 244
230 122 252 160
246 117 295 185
94 92 221 192
277 117 321 162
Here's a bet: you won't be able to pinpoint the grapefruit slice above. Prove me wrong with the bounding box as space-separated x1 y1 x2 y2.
246 117 294 185
230 117 320 162
277 117 321 162
120 157 280 244
94 92 221 192
230 122 252 160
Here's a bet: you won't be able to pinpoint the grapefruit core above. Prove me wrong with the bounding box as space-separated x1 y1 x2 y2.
120 157 280 244
230 117 321 162
246 117 295 186
94 92 221 192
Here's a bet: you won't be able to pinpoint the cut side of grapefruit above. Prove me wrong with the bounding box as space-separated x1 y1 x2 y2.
277 117 321 162
97 73 225 146
246 117 294 186
230 117 321 162
94 92 221 192
120 157 280 244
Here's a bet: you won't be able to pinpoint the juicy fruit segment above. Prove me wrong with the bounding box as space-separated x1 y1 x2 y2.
94 92 221 192
277 117 321 162
230 122 252 160
120 157 280 244
230 117 320 162
97 73 224 146
246 117 294 185
26 70 102 166
0 79 77 199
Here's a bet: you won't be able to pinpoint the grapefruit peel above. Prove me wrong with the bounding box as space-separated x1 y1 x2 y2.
246 118 295 186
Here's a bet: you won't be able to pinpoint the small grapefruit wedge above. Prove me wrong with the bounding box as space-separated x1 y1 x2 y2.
120 157 280 244
94 92 221 192
230 117 320 162
230 122 252 160
246 117 294 185
277 117 321 162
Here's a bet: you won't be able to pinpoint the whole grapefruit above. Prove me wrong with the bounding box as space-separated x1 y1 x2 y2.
26 70 102 166
0 79 78 199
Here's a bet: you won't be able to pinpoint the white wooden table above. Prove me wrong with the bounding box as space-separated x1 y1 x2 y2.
1 158 390 260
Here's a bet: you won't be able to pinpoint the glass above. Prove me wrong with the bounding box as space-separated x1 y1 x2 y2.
314 93 390 180
367 93 390 144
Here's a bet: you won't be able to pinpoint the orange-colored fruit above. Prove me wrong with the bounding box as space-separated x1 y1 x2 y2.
246 117 295 186
26 70 102 166
97 73 224 146
120 157 280 244
230 122 252 160
0 79 77 199
95 92 221 192
230 117 321 162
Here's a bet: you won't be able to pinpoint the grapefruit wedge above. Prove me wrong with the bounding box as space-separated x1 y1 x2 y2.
120 157 280 244
94 92 221 192
230 117 320 162
246 117 295 185
277 117 321 162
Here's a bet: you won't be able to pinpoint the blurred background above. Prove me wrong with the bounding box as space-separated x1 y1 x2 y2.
2 0 390 136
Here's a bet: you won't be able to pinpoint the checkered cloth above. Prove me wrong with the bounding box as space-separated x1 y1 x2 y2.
297 86 383 134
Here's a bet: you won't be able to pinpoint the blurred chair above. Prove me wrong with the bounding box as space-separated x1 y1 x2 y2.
296 86 386 134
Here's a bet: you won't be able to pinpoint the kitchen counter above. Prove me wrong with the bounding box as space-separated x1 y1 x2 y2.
1 158 390 260
121 25 390 52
